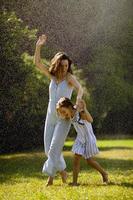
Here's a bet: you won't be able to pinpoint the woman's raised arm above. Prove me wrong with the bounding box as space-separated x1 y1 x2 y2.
34 35 52 79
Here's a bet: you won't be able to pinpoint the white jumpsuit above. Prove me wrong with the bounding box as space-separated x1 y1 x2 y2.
42 78 73 177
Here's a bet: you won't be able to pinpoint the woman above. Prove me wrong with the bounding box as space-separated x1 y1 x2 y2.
34 34 84 186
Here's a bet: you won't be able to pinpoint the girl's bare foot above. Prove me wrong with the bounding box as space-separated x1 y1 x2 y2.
60 170 68 183
102 172 109 184
46 176 53 186
69 182 80 186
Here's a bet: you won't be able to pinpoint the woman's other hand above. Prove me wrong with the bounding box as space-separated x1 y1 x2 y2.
75 99 86 112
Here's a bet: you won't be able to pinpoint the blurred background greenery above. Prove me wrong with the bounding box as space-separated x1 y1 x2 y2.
0 0 133 153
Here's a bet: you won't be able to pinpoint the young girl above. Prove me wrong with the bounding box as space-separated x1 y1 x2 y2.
56 97 109 186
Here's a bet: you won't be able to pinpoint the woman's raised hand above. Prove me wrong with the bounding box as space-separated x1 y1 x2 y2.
36 34 47 47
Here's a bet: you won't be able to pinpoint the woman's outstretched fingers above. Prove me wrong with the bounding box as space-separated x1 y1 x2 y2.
36 35 47 47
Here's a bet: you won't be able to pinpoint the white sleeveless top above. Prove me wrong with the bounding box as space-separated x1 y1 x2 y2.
71 111 97 145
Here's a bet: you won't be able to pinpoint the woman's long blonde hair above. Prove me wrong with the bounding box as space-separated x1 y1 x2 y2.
49 52 73 80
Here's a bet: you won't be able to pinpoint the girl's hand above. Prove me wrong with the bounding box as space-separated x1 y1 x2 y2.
36 34 47 47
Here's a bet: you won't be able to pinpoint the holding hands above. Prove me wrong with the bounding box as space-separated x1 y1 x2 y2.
75 99 87 112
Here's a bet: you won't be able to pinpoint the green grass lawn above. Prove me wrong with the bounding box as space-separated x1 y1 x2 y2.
0 140 133 200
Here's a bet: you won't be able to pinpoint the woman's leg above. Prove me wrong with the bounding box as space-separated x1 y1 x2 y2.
44 119 55 156
46 176 54 186
42 114 57 178
47 119 71 178
43 111 71 181
86 157 108 183
72 154 81 185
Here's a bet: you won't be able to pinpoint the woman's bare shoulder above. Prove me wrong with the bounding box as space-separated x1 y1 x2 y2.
66 72 74 87
66 72 75 79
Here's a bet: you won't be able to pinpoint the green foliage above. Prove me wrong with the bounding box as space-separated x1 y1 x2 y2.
82 44 133 133
0 11 49 153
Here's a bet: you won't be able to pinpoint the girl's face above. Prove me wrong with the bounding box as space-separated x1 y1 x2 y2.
57 106 72 120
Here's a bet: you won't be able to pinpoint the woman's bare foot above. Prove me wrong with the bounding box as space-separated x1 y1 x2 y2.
46 181 53 186
102 172 109 184
60 170 68 183
46 176 53 186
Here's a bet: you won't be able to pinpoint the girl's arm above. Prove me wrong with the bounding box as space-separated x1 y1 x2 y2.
67 73 84 106
79 100 93 123
34 35 52 79
80 109 93 123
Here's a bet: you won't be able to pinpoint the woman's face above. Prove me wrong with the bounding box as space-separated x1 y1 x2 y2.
57 107 72 120
60 59 69 76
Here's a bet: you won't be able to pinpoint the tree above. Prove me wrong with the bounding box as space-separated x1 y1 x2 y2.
0 11 49 153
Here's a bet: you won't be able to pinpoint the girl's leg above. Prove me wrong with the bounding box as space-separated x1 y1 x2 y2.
86 157 108 183
72 154 81 186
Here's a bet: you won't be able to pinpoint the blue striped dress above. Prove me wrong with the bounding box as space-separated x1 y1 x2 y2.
71 111 99 159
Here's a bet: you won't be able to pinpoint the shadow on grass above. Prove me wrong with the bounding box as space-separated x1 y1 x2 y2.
63 146 133 151
0 152 133 185
120 182 133 188
100 181 133 188
0 153 47 184
65 156 133 172
66 181 133 188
